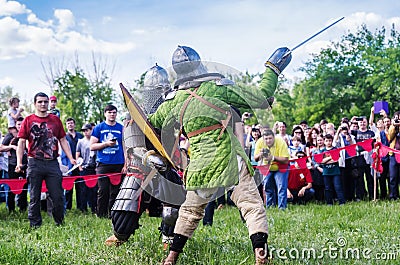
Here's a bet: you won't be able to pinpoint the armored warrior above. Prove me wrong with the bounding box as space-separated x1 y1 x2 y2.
105 65 186 248
148 46 291 265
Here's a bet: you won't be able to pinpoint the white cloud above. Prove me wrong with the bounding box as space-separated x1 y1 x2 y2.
0 6 136 60
27 13 53 27
338 12 400 36
54 9 75 32
0 0 28 16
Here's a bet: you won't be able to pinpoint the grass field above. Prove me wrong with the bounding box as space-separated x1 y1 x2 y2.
0 200 399 265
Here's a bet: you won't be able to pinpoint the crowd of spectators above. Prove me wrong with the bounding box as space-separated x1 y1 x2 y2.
243 105 400 209
1 96 399 222
0 96 126 225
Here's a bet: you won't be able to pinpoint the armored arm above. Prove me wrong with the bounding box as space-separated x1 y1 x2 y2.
265 47 292 76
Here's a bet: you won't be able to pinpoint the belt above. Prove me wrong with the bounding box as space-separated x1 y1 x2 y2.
186 124 224 138
28 157 56 161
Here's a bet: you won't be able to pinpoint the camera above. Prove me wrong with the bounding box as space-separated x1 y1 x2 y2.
355 117 363 121
111 138 117 142
262 148 270 157
394 119 400 124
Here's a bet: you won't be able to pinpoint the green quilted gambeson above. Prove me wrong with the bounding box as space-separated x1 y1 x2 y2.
149 67 278 190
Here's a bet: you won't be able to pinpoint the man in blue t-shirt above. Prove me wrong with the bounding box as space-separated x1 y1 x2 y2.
90 104 125 218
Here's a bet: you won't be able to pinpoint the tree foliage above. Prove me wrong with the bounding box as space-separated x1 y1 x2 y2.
44 54 117 129
273 24 400 128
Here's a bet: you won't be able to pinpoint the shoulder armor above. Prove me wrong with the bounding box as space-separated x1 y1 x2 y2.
215 78 235 86
165 90 177 100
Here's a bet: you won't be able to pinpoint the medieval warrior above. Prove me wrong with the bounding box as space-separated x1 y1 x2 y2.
146 45 291 265
105 64 186 248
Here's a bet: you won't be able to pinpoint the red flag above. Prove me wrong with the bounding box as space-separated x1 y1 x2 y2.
0 179 26 195
109 173 123 185
257 165 270 176
296 157 308 169
344 145 357 157
328 148 341 161
357 138 374 152
62 176 77 190
83 175 98 188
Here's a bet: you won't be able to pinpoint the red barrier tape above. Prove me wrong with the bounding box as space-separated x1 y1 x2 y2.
255 139 400 176
0 173 123 195
2 139 400 194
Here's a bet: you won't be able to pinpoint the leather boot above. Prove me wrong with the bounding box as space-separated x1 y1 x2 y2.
162 250 180 265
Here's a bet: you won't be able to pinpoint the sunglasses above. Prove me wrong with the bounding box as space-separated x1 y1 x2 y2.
294 131 302 134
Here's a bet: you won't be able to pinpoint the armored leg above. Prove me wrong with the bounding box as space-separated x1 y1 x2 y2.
159 205 179 249
109 174 144 243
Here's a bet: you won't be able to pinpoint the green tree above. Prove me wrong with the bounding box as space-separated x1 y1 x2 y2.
43 54 118 129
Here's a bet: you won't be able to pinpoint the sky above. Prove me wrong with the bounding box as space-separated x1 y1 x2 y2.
1 0 400 102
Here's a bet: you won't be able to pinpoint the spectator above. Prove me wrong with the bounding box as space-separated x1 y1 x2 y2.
0 132 8 179
313 123 321 132
48 95 60 118
255 129 289 209
349 121 359 131
273 121 290 146
333 124 356 201
291 125 306 146
299 120 308 133
351 116 376 200
8 97 24 128
90 104 125 218
320 134 346 205
76 123 97 213
369 106 389 199
325 123 336 136
202 187 226 226
310 134 325 202
63 117 83 211
378 115 392 200
288 136 304 161
305 127 319 158
16 92 76 228
319 119 328 136
287 151 315 204
245 127 264 202
387 111 400 200
369 105 387 136
0 118 28 212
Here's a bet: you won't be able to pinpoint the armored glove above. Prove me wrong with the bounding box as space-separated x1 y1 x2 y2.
265 47 292 75
142 150 168 172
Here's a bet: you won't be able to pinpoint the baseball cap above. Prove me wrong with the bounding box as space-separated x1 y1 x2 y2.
50 95 57 101
80 123 92 131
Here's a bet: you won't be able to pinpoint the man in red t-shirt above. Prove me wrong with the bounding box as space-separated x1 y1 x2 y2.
16 92 76 228
287 151 315 204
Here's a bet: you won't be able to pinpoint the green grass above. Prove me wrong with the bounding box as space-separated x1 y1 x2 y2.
0 200 400 264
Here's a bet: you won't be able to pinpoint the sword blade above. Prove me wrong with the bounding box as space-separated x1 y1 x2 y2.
291 16 345 52
281 16 345 60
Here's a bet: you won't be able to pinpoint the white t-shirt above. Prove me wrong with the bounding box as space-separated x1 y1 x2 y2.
7 108 18 128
